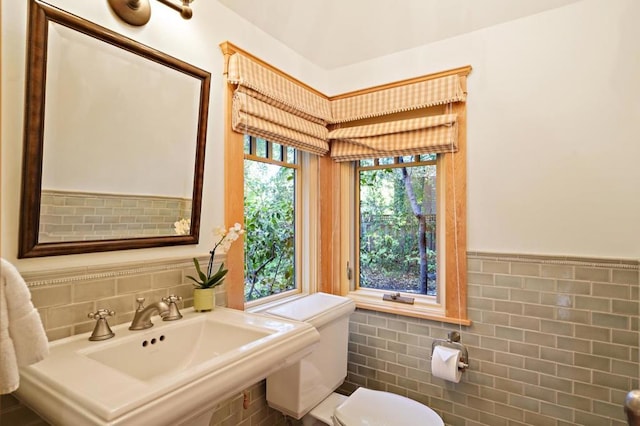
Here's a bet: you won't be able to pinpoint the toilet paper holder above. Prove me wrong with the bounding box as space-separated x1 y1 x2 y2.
431 331 469 371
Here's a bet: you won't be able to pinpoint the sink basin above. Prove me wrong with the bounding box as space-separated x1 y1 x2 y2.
16 307 319 426
85 316 272 381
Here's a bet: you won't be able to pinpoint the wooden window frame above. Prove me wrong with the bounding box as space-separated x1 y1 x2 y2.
243 136 304 307
221 41 469 324
345 148 469 325
332 74 469 324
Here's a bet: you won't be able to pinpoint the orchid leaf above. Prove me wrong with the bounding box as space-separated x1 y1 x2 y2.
192 257 207 282
186 275 203 287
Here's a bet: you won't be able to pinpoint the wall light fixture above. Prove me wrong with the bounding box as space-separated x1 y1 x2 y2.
108 0 195 26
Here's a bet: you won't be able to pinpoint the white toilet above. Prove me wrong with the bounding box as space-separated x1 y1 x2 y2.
265 293 444 426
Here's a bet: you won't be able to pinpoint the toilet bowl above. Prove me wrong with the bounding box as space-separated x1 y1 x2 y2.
265 293 444 426
333 387 443 426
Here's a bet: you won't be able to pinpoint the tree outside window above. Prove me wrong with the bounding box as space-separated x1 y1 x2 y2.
358 155 437 295
243 137 298 301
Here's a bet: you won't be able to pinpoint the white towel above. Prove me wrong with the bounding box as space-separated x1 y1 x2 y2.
0 258 49 394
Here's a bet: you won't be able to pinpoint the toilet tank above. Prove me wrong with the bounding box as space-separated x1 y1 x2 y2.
265 293 355 419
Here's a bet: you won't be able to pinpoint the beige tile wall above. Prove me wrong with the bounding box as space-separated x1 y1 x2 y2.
340 252 639 426
39 190 191 242
208 381 289 426
3 252 638 425
24 256 209 340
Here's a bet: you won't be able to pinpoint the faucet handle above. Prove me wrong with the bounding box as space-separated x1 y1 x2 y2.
87 309 115 341
88 308 115 320
163 295 182 304
162 295 183 321
135 297 146 311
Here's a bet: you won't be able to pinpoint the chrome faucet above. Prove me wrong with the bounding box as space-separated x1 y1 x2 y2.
129 297 170 330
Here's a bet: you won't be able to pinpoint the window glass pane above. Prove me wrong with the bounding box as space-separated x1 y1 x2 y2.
272 143 283 162
256 138 267 158
286 147 296 164
378 157 395 166
244 159 296 301
420 153 437 162
243 135 251 154
359 159 374 167
359 164 437 295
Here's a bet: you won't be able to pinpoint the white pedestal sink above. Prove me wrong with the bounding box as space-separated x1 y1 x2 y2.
15 307 320 425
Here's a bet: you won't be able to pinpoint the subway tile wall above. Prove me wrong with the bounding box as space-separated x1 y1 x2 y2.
340 252 639 426
39 190 191 242
2 252 638 425
24 256 210 340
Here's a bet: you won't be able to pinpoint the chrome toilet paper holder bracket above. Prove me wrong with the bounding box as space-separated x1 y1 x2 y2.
431 331 469 371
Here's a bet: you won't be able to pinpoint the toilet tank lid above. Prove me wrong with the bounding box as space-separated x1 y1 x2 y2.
334 388 444 426
266 293 354 325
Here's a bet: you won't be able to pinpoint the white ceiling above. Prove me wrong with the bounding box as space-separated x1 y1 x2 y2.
217 0 581 70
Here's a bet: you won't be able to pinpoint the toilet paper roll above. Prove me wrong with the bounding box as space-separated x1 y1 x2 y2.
431 346 462 383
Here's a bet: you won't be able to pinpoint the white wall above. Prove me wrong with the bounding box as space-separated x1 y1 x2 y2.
41 22 200 197
328 0 640 259
1 0 326 269
3 0 638 272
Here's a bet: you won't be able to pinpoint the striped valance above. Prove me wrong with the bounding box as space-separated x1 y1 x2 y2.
329 114 458 162
330 74 465 124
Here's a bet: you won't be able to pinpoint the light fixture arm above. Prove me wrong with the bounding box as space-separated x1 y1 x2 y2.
157 0 194 20
108 0 195 26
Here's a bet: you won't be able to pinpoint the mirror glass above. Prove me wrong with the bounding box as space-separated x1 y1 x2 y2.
19 1 211 257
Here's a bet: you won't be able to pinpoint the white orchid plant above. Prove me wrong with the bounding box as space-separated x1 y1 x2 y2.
187 223 244 289
173 218 191 236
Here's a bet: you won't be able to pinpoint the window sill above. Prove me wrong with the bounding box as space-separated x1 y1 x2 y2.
244 289 471 326
347 290 471 326
244 290 307 313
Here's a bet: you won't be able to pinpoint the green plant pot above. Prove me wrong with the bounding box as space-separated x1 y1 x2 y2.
193 288 215 312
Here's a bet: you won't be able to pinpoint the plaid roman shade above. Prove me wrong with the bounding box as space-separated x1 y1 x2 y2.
227 53 331 155
226 50 467 160
330 75 465 123
328 74 465 161
329 114 458 162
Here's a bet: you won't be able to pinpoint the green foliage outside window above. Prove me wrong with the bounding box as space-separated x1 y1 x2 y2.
359 162 437 295
244 159 296 301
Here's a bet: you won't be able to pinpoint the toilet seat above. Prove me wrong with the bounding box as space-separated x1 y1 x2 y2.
333 388 444 426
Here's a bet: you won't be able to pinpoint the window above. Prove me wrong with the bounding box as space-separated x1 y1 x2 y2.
335 103 469 324
357 155 438 297
342 144 468 324
244 136 300 303
222 42 468 321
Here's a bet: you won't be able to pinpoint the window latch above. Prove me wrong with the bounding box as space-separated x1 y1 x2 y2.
346 262 352 280
382 292 415 305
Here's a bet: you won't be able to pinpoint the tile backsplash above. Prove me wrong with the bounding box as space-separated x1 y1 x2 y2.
39 190 191 242
23 256 211 341
2 252 638 425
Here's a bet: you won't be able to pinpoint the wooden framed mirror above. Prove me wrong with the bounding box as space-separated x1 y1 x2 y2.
19 0 211 258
